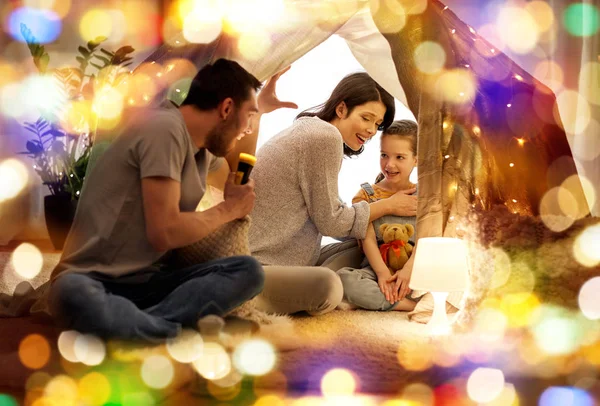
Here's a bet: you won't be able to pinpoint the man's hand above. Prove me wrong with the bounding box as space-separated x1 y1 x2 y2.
388 267 412 303
257 66 298 114
386 188 417 217
223 173 255 220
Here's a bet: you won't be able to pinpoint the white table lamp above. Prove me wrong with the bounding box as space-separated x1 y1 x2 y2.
409 237 469 335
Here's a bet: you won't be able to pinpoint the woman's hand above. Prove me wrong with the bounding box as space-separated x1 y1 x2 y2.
388 267 412 302
257 66 298 114
386 188 417 217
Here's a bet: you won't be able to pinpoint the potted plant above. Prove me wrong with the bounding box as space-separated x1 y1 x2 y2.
18 24 134 249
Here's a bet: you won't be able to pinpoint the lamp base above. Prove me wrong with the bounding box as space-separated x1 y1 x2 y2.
426 292 451 335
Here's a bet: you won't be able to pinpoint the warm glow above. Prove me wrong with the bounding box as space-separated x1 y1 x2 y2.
63 101 92 134
183 3 222 44
93 86 124 120
166 329 204 363
397 341 434 371
0 158 29 202
77 372 111 406
414 41 446 74
192 342 231 380
401 383 434 405
497 6 539 54
580 61 600 106
74 334 106 366
233 339 276 376
11 243 43 279
19 334 51 370
223 0 285 34
571 119 600 162
321 368 356 397
141 355 174 389
534 60 564 93
500 293 540 328
474 308 507 342
486 384 519 406
79 9 112 42
531 306 584 355
467 368 505 403
579 277 600 320
254 395 288 406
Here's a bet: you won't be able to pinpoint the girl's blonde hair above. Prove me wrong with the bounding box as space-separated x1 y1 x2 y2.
374 120 418 184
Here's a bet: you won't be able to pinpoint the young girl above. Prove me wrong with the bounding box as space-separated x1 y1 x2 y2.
337 120 418 311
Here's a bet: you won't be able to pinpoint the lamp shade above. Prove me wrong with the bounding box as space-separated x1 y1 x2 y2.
409 237 469 292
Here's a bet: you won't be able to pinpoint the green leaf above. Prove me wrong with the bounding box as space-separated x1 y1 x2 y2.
100 48 114 57
90 62 103 70
37 53 50 73
94 55 111 65
76 56 85 63
78 46 90 57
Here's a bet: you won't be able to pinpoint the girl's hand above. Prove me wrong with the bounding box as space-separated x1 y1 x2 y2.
388 268 412 302
257 66 298 114
377 275 395 304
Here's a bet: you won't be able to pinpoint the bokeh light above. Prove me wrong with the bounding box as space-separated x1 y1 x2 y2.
0 158 29 202
563 4 599 37
44 375 78 406
0 394 18 406
233 339 276 376
531 306 585 355
254 394 287 406
433 69 477 105
207 378 242 401
166 329 204 363
121 392 156 406
223 0 285 35
554 89 591 135
19 334 51 370
182 3 222 44
192 342 231 380
141 355 174 389
467 368 505 403
496 6 539 54
573 224 600 268
160 58 196 86
414 41 446 75
397 340 434 371
10 242 43 279
57 330 80 363
93 85 124 120
63 101 92 134
253 370 288 398
490 247 511 289
79 9 112 42
560 175 593 219
486 383 519 406
540 187 576 232
74 334 106 366
579 61 600 105
1 74 67 121
476 23 506 52
321 368 356 397
525 1 555 33
369 0 406 34
571 119 600 162
539 386 595 406
7 7 61 43
78 372 111 406
500 293 540 328
167 78 193 106
401 383 434 406
533 60 564 93
579 277 600 320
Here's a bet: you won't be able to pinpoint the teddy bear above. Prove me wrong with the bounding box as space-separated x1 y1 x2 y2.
378 223 415 274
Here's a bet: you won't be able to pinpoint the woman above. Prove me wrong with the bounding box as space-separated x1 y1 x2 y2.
248 72 418 316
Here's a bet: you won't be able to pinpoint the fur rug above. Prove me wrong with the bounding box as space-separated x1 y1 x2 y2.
454 205 600 330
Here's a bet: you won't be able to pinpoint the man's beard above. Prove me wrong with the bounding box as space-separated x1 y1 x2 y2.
205 116 238 157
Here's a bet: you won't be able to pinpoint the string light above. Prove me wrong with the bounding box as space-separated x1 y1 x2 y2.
507 103 512 107
514 74 524 81
445 155 450 159
443 121 449 129
451 29 456 34
473 126 481 135
491 48 496 53
512 199 518 203
464 64 470 68
517 138 525 146
509 163 515 167
469 26 476 34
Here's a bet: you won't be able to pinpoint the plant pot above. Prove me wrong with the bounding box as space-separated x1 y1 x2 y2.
44 194 78 250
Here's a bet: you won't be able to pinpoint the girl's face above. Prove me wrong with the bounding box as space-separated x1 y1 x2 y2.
333 101 386 151
380 136 417 185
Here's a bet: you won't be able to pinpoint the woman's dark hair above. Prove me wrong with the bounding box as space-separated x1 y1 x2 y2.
182 59 262 110
296 72 395 157
374 120 418 183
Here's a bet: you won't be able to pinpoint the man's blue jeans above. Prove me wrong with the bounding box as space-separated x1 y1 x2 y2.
48 256 264 342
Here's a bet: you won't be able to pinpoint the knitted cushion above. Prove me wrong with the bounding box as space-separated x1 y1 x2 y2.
170 216 251 267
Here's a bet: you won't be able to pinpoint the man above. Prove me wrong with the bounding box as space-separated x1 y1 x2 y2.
48 59 293 342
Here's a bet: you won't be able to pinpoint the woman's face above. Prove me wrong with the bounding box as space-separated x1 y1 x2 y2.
380 136 417 186
333 101 386 151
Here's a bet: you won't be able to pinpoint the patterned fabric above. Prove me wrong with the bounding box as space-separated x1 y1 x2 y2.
170 217 251 268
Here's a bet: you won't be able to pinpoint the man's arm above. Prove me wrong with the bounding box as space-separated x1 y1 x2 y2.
142 175 255 251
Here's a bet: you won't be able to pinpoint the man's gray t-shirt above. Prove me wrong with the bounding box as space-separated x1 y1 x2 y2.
51 102 222 280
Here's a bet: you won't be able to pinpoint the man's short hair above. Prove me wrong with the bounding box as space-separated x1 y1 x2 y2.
181 59 262 110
